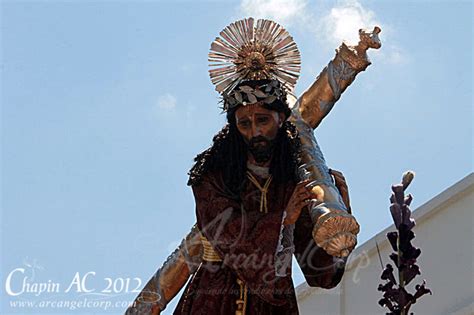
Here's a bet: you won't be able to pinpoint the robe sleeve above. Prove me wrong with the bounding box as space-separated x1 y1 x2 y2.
192 173 290 306
293 206 347 289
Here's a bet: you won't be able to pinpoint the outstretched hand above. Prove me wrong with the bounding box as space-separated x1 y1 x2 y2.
283 179 317 226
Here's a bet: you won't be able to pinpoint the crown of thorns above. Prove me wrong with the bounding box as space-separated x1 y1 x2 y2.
222 79 287 111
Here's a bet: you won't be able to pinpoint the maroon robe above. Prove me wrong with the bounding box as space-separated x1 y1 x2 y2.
173 170 345 314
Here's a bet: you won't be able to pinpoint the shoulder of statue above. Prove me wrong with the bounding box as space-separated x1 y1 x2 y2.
192 169 228 194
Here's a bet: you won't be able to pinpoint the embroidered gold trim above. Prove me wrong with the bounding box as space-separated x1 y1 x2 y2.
235 278 248 315
200 235 223 262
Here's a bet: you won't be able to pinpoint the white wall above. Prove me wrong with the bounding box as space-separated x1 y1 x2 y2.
296 173 474 315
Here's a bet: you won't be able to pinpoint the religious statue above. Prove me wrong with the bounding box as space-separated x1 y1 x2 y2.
125 18 381 314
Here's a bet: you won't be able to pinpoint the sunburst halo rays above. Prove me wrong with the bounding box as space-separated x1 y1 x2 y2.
209 17 301 94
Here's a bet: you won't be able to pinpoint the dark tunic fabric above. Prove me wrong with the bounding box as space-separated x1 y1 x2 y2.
173 170 345 314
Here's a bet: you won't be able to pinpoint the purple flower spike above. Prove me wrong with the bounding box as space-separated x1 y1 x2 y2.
389 253 399 267
401 205 414 228
378 280 395 292
397 287 413 310
398 227 415 250
379 172 430 314
390 194 396 204
381 264 397 284
402 171 415 190
404 265 421 285
414 281 432 299
392 184 405 205
387 231 398 251
378 298 396 312
408 248 421 262
390 204 402 228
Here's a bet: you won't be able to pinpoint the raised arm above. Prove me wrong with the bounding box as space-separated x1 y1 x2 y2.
294 27 381 129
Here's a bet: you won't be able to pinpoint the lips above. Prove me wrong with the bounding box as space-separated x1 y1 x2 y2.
249 136 270 147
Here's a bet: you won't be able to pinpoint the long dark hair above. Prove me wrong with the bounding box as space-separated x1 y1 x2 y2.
187 80 301 195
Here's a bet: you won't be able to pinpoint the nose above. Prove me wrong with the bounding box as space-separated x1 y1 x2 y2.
251 121 261 138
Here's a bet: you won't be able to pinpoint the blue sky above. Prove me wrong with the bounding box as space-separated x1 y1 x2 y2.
1 0 472 314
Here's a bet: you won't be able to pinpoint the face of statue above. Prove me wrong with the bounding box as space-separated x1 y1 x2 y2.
235 103 285 165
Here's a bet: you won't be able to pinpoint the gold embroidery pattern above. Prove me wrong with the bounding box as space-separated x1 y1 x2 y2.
235 278 248 315
200 235 223 262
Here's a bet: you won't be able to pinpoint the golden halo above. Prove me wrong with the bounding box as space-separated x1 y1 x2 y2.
209 18 301 94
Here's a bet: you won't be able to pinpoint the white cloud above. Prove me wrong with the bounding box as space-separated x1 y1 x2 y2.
315 2 410 66
317 0 380 46
238 0 308 26
156 93 177 110
236 0 407 66
238 0 380 45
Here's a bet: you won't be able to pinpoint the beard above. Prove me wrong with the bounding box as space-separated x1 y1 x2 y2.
247 135 276 164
